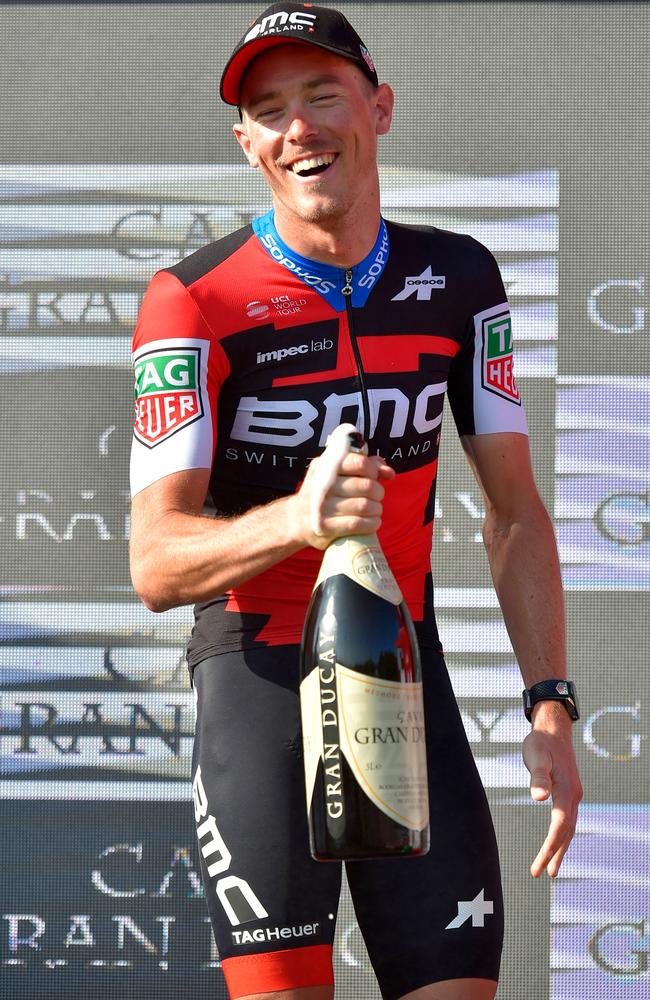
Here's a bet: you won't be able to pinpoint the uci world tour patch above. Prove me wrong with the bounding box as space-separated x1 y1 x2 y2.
133 345 204 447
481 311 521 404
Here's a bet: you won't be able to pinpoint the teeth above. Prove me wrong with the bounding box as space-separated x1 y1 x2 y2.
291 154 336 174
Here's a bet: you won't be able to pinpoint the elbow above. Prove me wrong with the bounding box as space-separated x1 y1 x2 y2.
130 554 177 614
482 496 554 555
140 591 174 614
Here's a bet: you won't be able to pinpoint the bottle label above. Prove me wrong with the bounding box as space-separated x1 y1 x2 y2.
316 536 402 605
337 665 429 831
300 665 324 815
299 604 346 829
300 662 429 833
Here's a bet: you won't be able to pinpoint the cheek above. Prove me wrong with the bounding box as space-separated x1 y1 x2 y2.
246 128 279 170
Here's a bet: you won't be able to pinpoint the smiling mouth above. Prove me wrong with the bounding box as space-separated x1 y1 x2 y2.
289 153 338 177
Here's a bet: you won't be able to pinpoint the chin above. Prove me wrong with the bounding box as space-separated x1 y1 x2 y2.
294 195 349 225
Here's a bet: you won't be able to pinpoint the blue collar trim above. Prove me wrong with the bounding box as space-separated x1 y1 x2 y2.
252 210 390 312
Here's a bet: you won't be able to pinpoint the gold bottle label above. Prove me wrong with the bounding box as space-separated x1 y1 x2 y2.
315 535 402 606
337 665 429 831
300 665 324 816
300 663 429 832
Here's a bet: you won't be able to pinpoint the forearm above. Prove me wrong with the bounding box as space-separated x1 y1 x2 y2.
130 495 304 612
130 450 392 613
483 499 567 690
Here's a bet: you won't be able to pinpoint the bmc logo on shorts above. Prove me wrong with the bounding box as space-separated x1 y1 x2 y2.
481 313 521 403
133 346 204 447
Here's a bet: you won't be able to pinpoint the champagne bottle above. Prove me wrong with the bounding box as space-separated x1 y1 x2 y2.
300 424 430 861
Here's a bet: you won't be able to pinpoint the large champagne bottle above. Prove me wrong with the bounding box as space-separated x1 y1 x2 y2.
300 425 430 861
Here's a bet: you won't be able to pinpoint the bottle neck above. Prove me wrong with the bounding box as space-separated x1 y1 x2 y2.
318 534 402 606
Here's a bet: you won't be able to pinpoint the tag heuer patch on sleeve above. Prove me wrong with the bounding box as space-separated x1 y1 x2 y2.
133 345 204 447
481 311 521 403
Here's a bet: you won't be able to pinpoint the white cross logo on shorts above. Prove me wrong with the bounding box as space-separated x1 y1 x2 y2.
445 889 494 929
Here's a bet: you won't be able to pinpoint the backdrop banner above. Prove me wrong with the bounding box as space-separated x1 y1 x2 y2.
1 4 648 999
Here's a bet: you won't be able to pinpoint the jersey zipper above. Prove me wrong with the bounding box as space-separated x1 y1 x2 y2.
342 268 371 441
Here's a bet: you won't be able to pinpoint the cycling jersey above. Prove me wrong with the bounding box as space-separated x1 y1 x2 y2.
130 212 527 666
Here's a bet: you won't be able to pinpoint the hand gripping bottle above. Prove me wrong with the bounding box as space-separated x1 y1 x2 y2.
299 424 430 860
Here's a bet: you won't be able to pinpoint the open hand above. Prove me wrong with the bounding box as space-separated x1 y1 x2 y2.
522 707 583 878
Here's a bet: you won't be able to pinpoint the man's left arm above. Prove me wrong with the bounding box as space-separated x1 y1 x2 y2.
460 430 583 878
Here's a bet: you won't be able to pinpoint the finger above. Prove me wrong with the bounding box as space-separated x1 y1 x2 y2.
531 828 574 879
320 513 383 539
323 496 383 520
530 805 575 878
522 735 553 801
339 453 395 480
546 838 572 878
529 764 552 801
333 476 386 501
376 459 396 481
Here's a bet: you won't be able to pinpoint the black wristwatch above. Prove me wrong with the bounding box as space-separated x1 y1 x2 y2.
522 680 580 722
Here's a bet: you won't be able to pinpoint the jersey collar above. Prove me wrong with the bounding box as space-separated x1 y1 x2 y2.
252 210 390 312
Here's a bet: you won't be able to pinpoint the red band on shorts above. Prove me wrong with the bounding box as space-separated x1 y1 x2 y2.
221 943 333 997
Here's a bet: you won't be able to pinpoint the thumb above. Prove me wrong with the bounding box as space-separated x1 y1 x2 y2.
523 735 552 802
529 766 551 801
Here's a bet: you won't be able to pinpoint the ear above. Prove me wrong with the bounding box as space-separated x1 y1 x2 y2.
233 120 259 169
374 83 395 137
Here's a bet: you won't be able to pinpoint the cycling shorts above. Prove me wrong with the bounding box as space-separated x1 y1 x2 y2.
191 645 504 999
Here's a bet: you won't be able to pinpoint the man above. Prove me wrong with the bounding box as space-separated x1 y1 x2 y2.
129 4 582 998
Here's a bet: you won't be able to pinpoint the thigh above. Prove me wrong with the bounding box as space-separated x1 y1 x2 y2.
192 648 342 999
346 649 504 1000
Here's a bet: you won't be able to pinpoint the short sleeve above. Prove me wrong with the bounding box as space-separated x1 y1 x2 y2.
129 270 228 497
447 240 528 438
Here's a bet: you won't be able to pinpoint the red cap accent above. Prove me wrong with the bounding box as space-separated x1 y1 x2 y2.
221 35 316 106
220 3 378 106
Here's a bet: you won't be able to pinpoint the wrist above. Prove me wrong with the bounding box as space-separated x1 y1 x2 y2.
282 493 306 548
523 678 579 724
530 698 574 734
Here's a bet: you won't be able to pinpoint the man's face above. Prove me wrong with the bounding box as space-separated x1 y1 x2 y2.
233 45 393 228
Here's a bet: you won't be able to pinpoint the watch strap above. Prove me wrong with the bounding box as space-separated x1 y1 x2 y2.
523 679 579 722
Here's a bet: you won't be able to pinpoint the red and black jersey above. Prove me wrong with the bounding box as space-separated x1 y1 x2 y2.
130 212 527 665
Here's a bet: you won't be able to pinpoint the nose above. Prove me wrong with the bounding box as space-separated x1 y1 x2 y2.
285 103 319 143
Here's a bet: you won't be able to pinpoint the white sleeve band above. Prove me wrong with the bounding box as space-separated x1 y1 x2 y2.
130 337 214 496
471 302 528 435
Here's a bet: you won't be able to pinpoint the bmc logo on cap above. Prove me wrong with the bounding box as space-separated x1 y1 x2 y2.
245 10 317 42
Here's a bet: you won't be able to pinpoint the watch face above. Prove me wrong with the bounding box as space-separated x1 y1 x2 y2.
562 681 580 719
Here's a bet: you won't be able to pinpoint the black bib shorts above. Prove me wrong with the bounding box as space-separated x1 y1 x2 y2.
191 644 503 999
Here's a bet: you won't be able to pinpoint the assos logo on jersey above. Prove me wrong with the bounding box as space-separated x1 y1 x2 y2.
244 9 317 43
392 266 446 301
481 312 521 403
260 232 336 296
133 346 203 446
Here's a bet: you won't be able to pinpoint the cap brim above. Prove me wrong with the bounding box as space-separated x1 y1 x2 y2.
220 35 357 106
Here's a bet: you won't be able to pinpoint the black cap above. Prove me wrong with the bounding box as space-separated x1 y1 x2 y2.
220 2 378 107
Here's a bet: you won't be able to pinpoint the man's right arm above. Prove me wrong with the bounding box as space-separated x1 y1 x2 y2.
129 455 394 612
